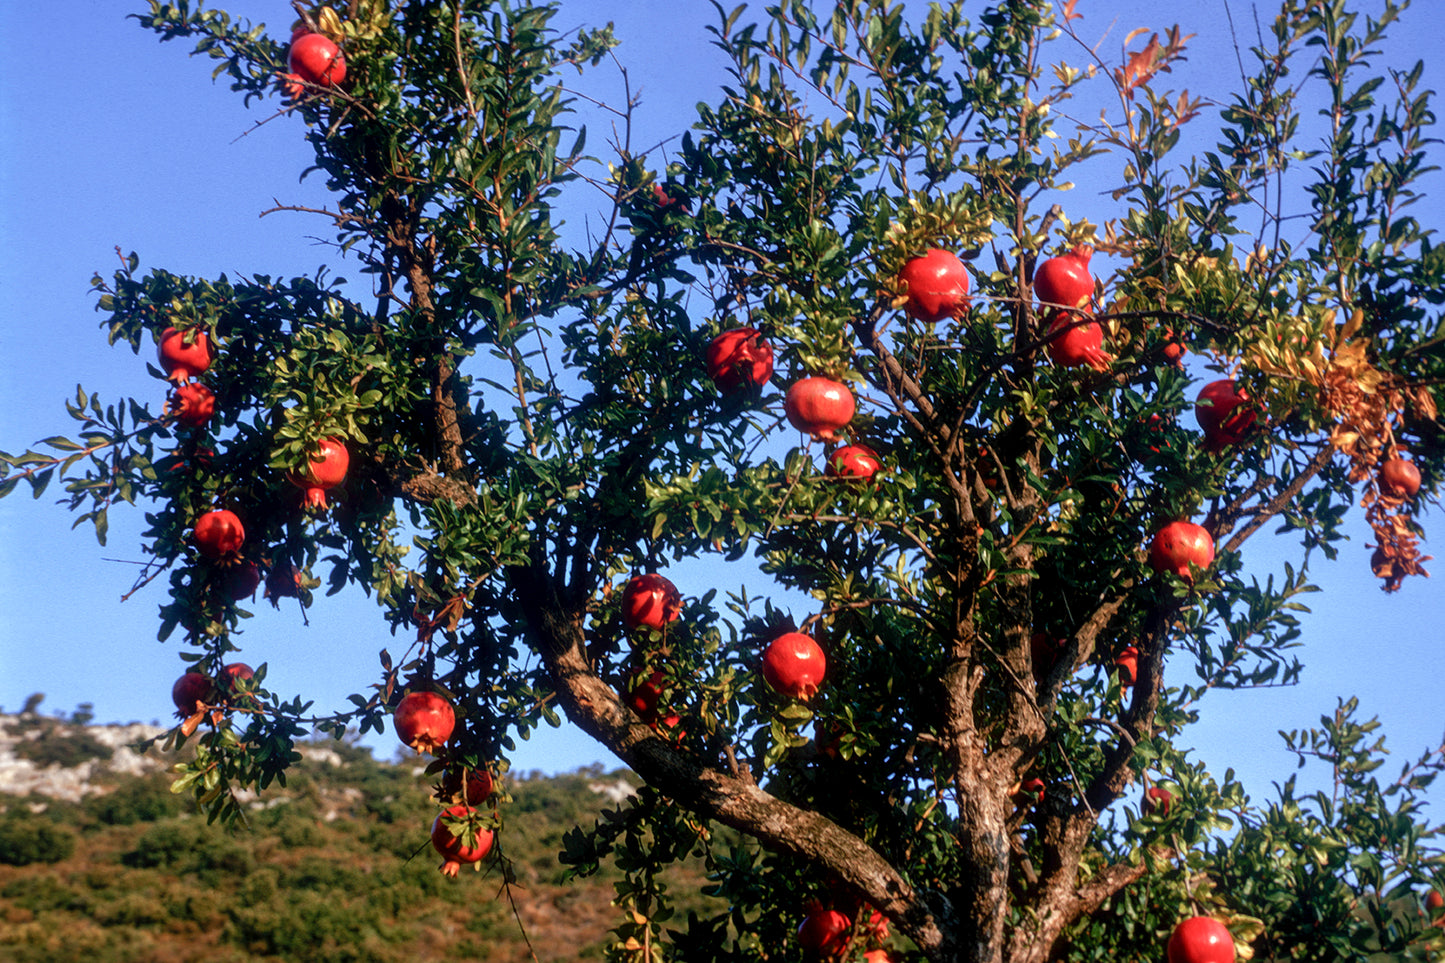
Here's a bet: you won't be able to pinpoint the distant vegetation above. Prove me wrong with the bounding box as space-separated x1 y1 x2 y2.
0 727 724 963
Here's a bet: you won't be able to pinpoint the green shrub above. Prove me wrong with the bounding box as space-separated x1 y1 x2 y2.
85 775 186 825
0 813 77 865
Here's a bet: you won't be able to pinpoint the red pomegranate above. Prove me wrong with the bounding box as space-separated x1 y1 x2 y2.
797 908 853 957
170 383 216 428
194 509 245 560
441 767 495 805
394 691 456 754
1115 645 1139 687
1194 380 1256 451
290 437 350 509
1033 246 1095 310
430 804 494 877
621 573 682 631
158 326 214 383
1044 312 1112 372
171 672 214 716
1144 786 1175 816
785 377 856 441
221 663 255 702
288 32 346 87
706 327 774 393
625 669 667 723
898 248 971 323
1148 521 1216 580
1014 777 1045 805
1379 457 1421 499
1162 329 1186 367
264 562 303 604
225 561 262 601
1167 916 1235 963
762 632 826 701
827 444 882 480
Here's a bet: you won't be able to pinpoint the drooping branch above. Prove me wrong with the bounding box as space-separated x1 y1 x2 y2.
507 561 962 962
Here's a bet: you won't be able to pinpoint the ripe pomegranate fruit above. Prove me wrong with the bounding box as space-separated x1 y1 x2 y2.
171 672 214 716
221 663 255 704
1115 645 1139 687
225 560 262 601
706 327 774 393
898 248 971 323
827 444 882 480
621 573 682 631
1033 246 1095 310
1162 328 1186 367
651 182 687 210
289 437 350 509
1044 311 1112 372
288 32 346 87
797 908 852 957
625 669 667 723
1014 778 1045 805
762 632 826 701
1428 890 1444 912
394 691 456 754
1144 786 1175 816
1148 521 1215 580
194 509 245 560
1379 457 1421 499
264 562 304 605
431 804 494 877
1167 916 1236 963
441 767 494 805
1195 380 1256 451
169 383 216 428
785 377 855 441
158 326 214 383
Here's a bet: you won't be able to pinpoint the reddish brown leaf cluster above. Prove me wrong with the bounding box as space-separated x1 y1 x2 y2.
1115 26 1193 99
1322 332 1431 592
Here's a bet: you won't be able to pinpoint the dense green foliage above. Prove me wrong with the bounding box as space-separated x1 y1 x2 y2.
1 0 1442 961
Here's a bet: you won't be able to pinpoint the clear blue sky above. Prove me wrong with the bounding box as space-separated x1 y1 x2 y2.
0 1 1439 806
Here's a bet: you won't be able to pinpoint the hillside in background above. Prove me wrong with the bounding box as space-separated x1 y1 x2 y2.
0 704 724 962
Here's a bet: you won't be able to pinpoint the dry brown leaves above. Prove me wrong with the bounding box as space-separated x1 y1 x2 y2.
1320 310 1431 591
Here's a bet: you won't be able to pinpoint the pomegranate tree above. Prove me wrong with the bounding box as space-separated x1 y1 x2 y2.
431 804 494 877
157 326 213 382
394 690 456 754
762 631 826 700
785 377 856 441
621 573 682 631
706 327 774 393
898 248 971 323
1032 246 1094 309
